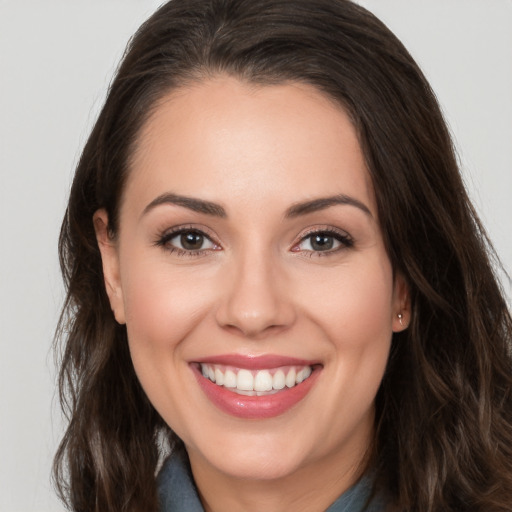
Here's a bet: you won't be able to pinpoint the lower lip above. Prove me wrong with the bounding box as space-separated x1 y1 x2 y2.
192 365 320 419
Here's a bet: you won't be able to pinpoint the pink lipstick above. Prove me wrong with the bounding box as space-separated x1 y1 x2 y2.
191 355 321 419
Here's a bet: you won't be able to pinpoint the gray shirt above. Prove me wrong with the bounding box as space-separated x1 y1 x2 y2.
158 451 387 511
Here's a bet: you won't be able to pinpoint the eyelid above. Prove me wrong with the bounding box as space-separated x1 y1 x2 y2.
154 224 352 257
155 224 221 254
292 226 354 254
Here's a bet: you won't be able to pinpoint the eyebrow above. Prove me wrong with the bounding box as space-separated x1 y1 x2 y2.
285 194 372 218
142 193 227 218
141 192 371 219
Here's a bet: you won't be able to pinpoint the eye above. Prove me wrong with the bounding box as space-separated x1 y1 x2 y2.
157 228 219 255
293 229 353 254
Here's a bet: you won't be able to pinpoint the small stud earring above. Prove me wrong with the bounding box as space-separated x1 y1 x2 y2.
398 313 404 327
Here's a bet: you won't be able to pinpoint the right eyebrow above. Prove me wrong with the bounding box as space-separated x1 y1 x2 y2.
141 192 227 219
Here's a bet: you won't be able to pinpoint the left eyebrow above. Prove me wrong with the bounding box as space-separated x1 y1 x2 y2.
284 194 373 218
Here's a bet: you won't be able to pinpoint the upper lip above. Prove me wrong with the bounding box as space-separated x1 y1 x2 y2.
192 354 320 369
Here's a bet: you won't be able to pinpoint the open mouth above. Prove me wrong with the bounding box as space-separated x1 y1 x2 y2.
199 363 314 396
191 359 322 419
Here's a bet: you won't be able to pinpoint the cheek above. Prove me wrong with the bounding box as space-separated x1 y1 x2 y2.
304 257 395 344
118 252 220 428
119 250 216 357
300 255 394 408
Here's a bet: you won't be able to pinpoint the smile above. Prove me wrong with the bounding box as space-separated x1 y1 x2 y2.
199 364 313 396
192 356 321 419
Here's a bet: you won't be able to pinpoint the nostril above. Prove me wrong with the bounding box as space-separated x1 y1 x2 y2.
222 321 284 339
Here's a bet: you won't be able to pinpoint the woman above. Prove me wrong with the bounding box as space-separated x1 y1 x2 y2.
53 0 512 511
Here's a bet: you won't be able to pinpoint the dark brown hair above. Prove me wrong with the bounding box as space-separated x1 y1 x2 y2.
54 1 512 510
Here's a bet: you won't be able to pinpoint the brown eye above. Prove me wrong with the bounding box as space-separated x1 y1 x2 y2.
295 229 353 254
180 232 205 250
159 229 218 253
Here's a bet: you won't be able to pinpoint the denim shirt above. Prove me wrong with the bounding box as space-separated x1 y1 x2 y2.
157 452 387 512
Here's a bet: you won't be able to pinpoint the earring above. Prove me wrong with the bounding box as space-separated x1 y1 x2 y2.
398 313 404 327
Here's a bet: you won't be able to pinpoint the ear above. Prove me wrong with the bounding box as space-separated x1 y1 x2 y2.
93 209 126 324
391 273 410 333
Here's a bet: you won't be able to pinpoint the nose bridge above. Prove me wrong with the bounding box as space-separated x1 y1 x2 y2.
216 240 295 337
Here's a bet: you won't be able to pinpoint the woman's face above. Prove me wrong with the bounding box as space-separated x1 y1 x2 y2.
96 77 407 486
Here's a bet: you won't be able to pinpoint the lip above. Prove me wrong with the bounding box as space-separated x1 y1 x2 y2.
191 354 322 419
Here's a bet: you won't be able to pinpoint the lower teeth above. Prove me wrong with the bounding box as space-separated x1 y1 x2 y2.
227 388 281 396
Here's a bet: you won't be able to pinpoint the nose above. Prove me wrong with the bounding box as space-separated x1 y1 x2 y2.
215 250 296 339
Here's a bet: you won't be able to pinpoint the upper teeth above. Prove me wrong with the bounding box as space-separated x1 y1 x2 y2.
200 364 312 394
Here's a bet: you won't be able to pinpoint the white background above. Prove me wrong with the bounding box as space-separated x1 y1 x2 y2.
1 1 511 511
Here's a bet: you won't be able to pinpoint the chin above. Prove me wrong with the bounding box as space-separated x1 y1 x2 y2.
207 449 304 481
184 426 311 481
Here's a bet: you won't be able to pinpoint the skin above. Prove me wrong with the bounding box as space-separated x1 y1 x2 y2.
95 76 409 512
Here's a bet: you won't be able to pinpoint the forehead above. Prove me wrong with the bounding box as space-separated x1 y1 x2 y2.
123 76 375 219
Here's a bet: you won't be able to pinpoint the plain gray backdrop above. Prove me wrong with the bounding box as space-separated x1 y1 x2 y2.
1 1 511 510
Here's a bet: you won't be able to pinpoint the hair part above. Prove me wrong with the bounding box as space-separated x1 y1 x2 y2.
54 1 512 510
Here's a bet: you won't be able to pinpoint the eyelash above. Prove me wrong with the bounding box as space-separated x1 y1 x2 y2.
155 226 220 257
293 227 354 257
155 226 353 258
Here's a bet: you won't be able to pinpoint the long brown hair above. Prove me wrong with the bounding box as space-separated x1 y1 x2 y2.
54 1 512 510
